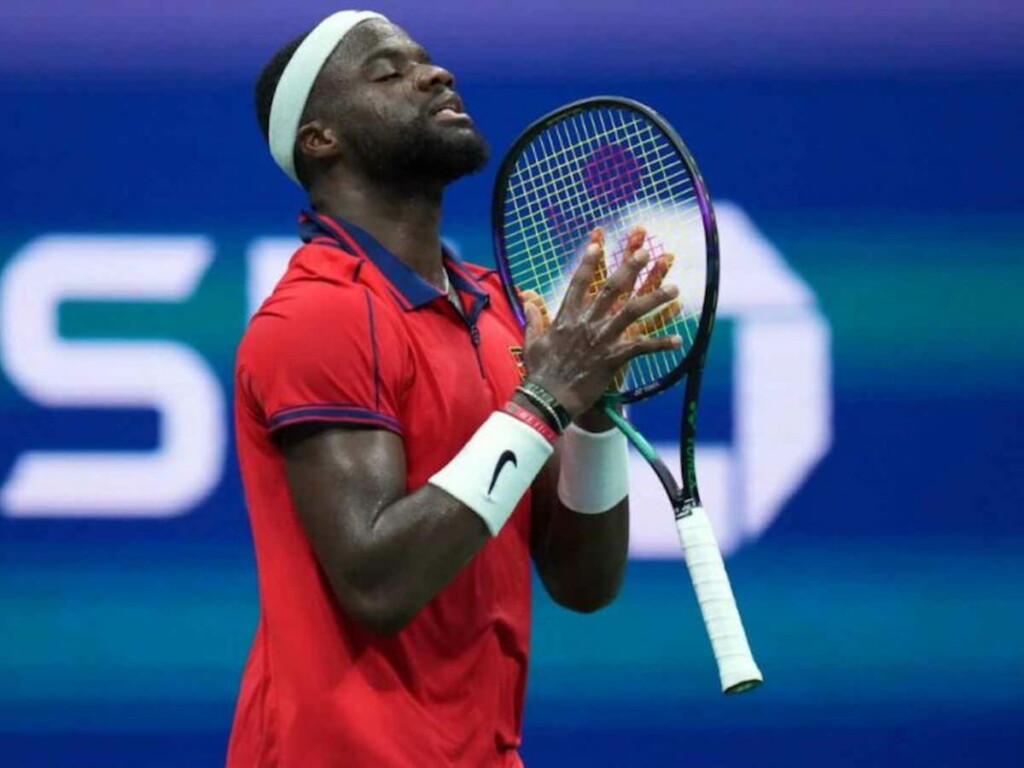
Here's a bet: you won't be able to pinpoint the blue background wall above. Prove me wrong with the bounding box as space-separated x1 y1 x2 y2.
1 2 1022 766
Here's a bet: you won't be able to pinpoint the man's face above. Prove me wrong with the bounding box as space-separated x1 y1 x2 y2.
313 19 489 185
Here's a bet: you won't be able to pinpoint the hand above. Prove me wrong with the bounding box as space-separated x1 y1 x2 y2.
519 227 682 418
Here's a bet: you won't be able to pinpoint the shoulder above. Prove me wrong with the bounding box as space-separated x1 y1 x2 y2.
254 240 364 315
239 243 406 367
250 241 403 329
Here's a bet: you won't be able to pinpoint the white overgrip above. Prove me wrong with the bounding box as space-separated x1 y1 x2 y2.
675 506 763 694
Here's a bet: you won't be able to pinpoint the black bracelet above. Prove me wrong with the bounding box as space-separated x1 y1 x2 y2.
517 382 572 433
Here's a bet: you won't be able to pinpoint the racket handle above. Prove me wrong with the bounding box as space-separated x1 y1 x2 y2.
675 506 763 694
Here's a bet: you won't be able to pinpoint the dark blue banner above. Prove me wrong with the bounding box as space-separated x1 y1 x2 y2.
1 4 1022 766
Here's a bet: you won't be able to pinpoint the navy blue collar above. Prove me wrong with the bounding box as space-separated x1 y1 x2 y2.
299 210 490 313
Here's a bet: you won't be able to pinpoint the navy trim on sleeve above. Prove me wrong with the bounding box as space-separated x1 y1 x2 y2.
268 405 402 435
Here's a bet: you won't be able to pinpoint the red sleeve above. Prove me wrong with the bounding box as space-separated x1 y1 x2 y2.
239 281 409 436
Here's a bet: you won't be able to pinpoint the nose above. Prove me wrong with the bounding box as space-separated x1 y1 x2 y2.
415 63 455 92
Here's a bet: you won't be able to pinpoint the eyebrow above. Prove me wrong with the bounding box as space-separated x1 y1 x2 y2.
362 44 432 67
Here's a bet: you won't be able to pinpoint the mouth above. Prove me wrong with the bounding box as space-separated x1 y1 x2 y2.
430 94 472 124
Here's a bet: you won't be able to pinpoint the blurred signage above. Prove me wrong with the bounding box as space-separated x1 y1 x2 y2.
0 203 830 556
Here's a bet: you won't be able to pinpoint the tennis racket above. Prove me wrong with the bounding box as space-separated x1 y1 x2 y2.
492 96 762 694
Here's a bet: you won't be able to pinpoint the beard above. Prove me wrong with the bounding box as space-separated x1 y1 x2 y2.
340 111 490 186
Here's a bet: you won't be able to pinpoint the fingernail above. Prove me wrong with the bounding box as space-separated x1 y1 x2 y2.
633 251 649 265
673 335 683 347
665 285 679 297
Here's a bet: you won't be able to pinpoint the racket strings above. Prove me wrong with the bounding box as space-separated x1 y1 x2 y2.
502 106 707 392
506 114 694 262
508 121 695 215
506 122 678 293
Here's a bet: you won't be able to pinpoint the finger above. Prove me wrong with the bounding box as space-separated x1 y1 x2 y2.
608 332 684 369
635 253 674 298
605 284 679 339
610 364 627 391
605 227 649 314
523 300 544 348
559 241 602 317
518 289 551 331
610 249 667 314
625 297 683 339
586 228 608 303
588 246 650 320
623 226 647 261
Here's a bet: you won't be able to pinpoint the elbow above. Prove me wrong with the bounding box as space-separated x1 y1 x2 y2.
556 589 619 615
318 551 429 636
356 608 416 636
544 573 623 614
335 581 422 636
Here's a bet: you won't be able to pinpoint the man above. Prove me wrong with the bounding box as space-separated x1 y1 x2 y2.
228 10 680 767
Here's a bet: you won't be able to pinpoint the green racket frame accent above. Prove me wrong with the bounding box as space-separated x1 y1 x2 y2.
598 358 709 518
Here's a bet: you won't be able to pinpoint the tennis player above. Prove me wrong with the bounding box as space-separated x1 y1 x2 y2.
228 11 680 767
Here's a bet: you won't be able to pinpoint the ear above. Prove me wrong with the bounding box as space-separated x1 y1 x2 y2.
295 120 341 162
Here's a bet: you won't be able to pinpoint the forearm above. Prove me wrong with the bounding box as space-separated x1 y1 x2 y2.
285 413 551 635
333 486 490 634
532 406 631 612
534 496 629 612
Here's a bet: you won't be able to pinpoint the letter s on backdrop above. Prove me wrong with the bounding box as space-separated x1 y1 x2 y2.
0 236 225 518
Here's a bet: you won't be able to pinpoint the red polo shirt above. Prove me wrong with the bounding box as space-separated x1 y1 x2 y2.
227 211 532 767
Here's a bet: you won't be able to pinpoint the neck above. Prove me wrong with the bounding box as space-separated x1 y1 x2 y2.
309 173 448 288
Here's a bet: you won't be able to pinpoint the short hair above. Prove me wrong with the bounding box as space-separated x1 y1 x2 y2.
254 32 311 143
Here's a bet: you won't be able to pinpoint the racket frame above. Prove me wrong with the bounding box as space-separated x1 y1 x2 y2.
492 95 719 509
492 95 720 406
492 96 761 694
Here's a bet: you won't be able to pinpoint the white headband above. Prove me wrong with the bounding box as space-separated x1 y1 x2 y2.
268 10 388 185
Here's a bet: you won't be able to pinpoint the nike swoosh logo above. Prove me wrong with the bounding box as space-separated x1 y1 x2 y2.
487 450 518 496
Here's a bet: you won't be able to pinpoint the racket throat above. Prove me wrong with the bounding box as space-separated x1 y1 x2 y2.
673 497 699 520
650 457 698 520
600 400 692 513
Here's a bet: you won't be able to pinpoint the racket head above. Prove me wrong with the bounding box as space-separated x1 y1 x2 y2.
492 96 720 404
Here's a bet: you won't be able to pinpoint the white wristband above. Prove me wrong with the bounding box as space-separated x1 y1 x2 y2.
429 411 554 536
557 423 630 514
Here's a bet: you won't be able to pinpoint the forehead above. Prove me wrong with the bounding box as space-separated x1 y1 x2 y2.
333 18 423 68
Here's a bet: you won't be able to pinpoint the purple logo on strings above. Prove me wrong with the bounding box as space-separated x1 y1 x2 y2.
583 143 643 208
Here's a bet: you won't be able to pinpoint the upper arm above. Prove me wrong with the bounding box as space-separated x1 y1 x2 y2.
279 424 407 596
238 283 414 604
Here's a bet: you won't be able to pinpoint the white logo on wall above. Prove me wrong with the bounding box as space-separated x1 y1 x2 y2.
0 203 830 555
0 237 225 517
627 203 832 557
